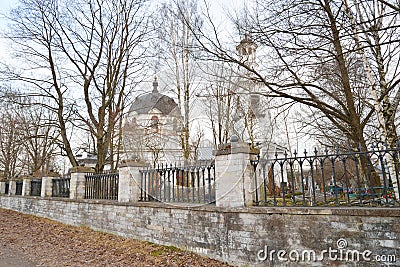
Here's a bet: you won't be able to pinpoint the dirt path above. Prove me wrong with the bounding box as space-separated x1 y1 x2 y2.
0 208 231 267
0 246 37 267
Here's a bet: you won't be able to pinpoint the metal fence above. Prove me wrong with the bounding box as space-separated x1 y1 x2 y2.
30 179 42 196
139 163 215 204
252 146 400 207
84 172 119 200
52 177 70 198
15 180 23 195
4 182 9 195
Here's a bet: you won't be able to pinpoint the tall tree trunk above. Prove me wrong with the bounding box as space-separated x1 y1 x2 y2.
325 0 380 187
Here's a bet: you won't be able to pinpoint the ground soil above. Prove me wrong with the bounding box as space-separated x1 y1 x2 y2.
0 208 231 267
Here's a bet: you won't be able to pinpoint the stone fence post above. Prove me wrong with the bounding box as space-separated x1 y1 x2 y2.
41 177 54 197
70 166 94 200
22 178 31 196
118 161 148 203
0 182 6 195
214 138 259 208
8 180 16 195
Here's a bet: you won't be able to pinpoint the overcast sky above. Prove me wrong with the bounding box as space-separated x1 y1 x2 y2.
0 0 16 60
0 0 15 14
0 0 16 30
0 0 242 60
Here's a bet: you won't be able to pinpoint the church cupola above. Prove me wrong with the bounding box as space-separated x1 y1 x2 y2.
236 34 258 69
152 75 159 93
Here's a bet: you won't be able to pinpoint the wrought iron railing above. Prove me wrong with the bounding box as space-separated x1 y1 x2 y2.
52 177 70 198
139 163 215 204
30 179 42 196
251 145 400 207
15 180 23 195
4 182 9 195
84 172 119 200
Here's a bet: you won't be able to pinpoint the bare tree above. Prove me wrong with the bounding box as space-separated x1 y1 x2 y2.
180 0 400 187
156 0 203 161
198 63 236 147
0 107 24 180
342 0 400 198
4 0 149 172
0 91 59 178
376 0 400 11
18 105 59 175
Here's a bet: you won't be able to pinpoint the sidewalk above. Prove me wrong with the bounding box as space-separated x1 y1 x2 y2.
0 208 230 267
0 246 37 267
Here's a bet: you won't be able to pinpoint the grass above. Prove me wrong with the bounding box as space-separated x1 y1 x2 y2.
149 243 180 257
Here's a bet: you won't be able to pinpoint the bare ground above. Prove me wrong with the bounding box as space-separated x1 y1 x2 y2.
0 208 231 267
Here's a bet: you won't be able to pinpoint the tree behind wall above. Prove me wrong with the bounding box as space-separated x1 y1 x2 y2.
0 106 23 180
19 105 59 175
156 0 203 161
183 0 398 187
0 92 59 178
5 0 150 172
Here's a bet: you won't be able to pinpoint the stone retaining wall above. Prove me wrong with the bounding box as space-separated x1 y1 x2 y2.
0 196 399 266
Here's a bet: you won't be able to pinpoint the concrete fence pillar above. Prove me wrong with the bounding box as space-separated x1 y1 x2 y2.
0 182 6 194
118 161 148 203
41 177 53 197
22 178 31 196
70 166 94 200
214 138 259 208
8 180 16 195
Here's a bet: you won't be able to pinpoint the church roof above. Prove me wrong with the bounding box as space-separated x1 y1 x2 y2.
129 76 180 116
236 34 257 49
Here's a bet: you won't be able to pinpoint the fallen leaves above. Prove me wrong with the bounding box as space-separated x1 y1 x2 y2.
0 208 232 267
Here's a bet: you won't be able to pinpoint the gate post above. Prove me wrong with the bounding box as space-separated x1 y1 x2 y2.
118 161 148 203
70 166 94 200
22 178 31 196
8 180 16 195
214 137 259 207
41 177 54 197
0 182 5 194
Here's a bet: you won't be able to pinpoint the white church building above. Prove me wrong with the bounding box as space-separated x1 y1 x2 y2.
123 76 184 164
123 35 287 169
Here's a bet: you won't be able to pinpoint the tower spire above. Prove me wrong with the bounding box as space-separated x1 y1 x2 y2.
152 75 158 93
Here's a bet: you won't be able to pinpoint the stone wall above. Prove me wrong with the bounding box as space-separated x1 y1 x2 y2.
0 196 398 267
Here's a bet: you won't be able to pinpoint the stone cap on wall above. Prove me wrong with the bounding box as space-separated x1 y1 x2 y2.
119 160 149 168
214 142 260 156
70 166 95 173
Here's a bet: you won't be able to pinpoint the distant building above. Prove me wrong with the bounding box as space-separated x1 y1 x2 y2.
76 152 98 169
122 36 286 167
235 35 278 157
123 76 183 164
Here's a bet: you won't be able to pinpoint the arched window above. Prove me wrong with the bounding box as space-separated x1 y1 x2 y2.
131 118 137 127
150 115 159 133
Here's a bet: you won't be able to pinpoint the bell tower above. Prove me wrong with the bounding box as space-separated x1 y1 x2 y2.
234 33 270 150
236 33 258 69
236 34 261 115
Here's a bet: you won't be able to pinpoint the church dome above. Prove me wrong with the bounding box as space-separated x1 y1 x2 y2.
129 76 180 116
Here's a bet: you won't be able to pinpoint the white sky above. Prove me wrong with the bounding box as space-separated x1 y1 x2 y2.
0 0 314 157
0 0 17 61
0 0 15 18
0 0 243 61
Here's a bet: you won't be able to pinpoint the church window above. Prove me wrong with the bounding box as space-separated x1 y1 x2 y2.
150 115 159 133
